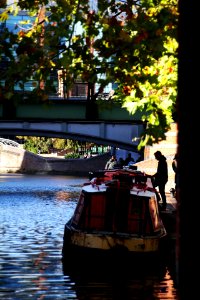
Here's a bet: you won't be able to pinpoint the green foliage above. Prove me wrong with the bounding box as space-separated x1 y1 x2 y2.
16 136 88 155
52 138 68 150
0 0 178 149
64 153 80 159
23 139 38 154
66 139 80 153
18 136 52 153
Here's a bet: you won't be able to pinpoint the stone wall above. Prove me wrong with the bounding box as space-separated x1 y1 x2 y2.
134 155 175 193
44 153 111 175
0 144 50 173
144 123 178 159
0 143 110 175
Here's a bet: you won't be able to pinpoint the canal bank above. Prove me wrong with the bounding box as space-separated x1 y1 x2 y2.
0 142 175 192
0 143 110 175
43 153 111 176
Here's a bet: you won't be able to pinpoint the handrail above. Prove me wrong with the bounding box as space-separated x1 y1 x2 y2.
0 138 20 147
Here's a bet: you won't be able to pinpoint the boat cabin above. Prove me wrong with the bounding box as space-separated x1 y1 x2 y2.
70 170 163 236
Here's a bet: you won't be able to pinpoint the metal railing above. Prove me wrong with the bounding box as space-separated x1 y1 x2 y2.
0 138 20 147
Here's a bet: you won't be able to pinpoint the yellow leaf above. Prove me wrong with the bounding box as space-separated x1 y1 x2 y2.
0 11 9 21
50 60 56 67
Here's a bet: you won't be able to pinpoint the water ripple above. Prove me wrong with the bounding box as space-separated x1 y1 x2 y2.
0 174 178 299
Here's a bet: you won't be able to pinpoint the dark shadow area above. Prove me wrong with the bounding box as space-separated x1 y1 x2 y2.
62 238 177 300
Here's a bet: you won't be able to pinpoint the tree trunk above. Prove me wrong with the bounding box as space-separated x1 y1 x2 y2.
177 1 199 298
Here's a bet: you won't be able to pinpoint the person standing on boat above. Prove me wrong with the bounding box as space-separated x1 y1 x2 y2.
153 151 168 210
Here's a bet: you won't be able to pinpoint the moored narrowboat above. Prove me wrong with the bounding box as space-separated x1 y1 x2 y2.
62 169 167 266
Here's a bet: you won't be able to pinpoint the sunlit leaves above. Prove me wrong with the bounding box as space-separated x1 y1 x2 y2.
0 0 178 148
0 10 8 21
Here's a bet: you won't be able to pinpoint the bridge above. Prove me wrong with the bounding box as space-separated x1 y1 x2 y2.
0 100 144 152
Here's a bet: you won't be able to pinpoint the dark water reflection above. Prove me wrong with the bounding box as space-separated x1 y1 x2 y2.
0 174 178 299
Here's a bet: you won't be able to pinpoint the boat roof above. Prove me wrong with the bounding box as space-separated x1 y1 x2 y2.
82 184 155 198
82 169 156 198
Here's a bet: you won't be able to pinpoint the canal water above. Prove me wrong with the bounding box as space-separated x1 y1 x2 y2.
0 174 178 300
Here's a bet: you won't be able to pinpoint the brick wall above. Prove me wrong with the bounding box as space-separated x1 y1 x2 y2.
144 122 178 159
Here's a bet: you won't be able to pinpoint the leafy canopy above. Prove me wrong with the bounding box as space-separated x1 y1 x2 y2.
0 0 178 149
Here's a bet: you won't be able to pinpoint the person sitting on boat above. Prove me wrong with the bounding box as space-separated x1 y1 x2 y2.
124 153 135 166
116 157 125 169
105 155 118 170
83 153 88 159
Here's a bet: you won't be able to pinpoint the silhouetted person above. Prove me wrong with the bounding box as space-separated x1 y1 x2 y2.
153 151 168 210
172 153 178 189
124 153 135 166
116 157 125 169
